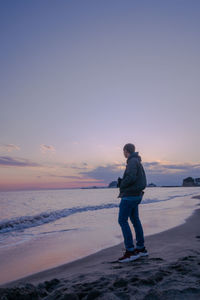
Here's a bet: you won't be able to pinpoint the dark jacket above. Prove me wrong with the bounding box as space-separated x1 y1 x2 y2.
118 152 147 198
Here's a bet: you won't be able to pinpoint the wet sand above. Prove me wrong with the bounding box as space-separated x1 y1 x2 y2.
1 196 200 299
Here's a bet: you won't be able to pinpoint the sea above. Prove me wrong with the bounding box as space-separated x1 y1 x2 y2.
0 187 200 284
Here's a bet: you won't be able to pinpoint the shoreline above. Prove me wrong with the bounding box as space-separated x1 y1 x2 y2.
1 195 199 287
1 196 200 299
1 192 199 286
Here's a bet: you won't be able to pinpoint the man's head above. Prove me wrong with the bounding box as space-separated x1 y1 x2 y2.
123 143 135 158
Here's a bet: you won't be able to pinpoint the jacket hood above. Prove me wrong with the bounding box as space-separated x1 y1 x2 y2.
127 152 142 162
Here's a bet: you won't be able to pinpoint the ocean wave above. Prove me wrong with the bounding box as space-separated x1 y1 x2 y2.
0 203 118 234
142 192 197 204
0 192 196 234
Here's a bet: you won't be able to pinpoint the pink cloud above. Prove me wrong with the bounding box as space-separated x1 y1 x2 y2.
40 144 55 154
0 156 40 167
0 144 20 152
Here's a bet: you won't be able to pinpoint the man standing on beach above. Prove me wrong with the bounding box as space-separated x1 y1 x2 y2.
117 143 148 262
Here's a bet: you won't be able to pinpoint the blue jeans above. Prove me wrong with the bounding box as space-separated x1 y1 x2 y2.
118 195 144 251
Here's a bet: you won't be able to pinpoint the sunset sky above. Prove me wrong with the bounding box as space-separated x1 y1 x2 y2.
1 0 200 191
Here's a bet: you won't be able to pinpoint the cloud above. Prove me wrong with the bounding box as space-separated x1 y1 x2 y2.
40 144 55 154
80 161 200 186
49 174 84 179
0 156 40 167
81 164 123 184
0 144 20 152
70 164 88 170
163 163 200 171
143 162 160 167
144 161 200 173
61 162 89 170
144 161 200 185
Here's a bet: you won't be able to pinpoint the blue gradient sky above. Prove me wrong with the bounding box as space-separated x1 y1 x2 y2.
1 0 200 190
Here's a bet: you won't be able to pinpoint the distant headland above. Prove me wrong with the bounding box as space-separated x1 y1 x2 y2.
78 176 200 190
182 177 200 187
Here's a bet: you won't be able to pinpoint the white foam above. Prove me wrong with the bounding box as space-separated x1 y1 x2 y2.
0 191 197 234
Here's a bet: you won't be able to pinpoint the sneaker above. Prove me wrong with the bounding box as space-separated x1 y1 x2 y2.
118 249 140 263
136 247 148 257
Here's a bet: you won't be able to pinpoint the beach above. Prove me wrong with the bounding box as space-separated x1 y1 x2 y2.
1 195 200 300
1 1 200 299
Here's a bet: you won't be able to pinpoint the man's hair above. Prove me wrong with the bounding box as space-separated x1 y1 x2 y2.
123 143 135 154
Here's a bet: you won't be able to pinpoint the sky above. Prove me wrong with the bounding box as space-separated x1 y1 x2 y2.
0 0 200 191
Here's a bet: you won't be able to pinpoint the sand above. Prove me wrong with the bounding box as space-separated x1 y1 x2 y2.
0 196 200 300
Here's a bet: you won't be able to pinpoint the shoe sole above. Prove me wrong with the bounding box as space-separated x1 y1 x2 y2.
118 254 140 263
139 252 148 257
130 254 140 261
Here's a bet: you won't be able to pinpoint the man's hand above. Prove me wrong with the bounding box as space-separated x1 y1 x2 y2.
117 177 122 188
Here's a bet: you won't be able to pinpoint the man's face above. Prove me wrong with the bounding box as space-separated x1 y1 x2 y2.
123 149 130 159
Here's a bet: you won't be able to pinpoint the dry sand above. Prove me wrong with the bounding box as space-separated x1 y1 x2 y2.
1 196 200 300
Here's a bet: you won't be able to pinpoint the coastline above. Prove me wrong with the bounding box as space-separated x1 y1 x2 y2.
1 190 199 286
1 196 200 299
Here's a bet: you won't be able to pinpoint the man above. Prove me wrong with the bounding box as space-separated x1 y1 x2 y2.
117 143 148 262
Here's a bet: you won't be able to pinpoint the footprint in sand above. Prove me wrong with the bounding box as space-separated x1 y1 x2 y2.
149 257 164 262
